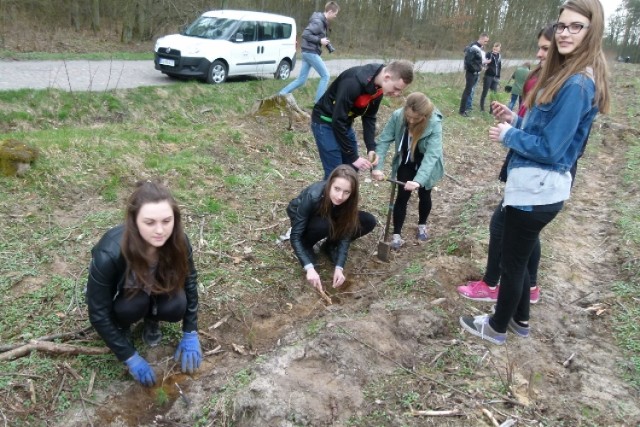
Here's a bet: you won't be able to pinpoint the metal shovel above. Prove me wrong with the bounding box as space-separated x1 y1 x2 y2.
377 179 406 262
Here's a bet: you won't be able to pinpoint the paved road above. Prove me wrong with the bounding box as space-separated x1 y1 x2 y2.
0 58 524 92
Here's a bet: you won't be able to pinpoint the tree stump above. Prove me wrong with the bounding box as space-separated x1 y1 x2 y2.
250 93 310 130
0 139 39 177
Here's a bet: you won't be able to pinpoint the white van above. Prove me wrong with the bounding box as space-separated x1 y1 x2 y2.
154 10 297 84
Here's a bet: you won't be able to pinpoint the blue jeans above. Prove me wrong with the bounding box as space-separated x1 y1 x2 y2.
311 121 358 179
508 93 521 111
279 51 329 102
460 71 479 113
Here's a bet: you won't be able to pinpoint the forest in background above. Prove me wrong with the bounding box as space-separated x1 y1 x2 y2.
1 0 639 59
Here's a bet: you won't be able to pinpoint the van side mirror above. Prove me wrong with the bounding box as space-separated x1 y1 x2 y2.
235 33 244 42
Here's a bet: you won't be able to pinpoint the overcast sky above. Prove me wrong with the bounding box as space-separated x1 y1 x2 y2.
603 0 623 22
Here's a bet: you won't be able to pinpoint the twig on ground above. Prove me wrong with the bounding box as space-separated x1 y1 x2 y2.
407 408 462 417
569 291 594 305
562 352 576 368
482 407 500 427
87 370 96 396
204 345 223 357
317 289 332 305
209 314 231 330
487 390 528 407
0 372 45 379
50 371 67 411
0 407 7 427
63 362 83 380
0 341 110 361
27 379 36 404
79 391 94 427
0 325 94 353
253 223 281 232
445 172 463 186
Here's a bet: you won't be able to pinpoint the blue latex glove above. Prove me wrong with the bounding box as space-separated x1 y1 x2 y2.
125 352 156 387
174 331 202 373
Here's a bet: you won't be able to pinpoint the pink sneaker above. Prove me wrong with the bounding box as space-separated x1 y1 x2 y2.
457 280 499 302
530 286 540 304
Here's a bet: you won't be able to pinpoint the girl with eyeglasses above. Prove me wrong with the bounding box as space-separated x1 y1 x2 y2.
459 0 610 345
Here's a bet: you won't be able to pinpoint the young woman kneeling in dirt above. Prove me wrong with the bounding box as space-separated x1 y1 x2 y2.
287 165 376 293
371 92 444 249
459 0 610 345
86 180 202 387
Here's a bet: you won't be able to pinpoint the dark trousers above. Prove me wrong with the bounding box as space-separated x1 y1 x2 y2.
392 164 432 234
490 207 559 332
483 202 540 286
480 75 497 112
113 289 187 328
301 211 377 247
459 71 479 114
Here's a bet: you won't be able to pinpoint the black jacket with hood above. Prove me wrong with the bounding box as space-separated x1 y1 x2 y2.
85 224 199 362
300 11 328 55
311 63 385 164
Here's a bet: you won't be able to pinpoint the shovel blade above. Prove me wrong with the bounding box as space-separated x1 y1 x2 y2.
377 241 392 262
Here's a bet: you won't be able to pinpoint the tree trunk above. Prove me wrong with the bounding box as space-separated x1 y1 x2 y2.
91 0 100 33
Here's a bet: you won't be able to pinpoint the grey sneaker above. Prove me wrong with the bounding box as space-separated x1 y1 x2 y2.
142 319 162 347
416 226 429 241
390 234 405 250
490 305 531 338
507 319 530 338
459 315 506 345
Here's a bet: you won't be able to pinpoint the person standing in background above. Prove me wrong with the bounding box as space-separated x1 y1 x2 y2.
508 62 531 111
460 33 490 117
480 42 502 113
279 2 339 102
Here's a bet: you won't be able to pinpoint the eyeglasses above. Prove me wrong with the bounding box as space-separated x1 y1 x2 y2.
553 22 589 34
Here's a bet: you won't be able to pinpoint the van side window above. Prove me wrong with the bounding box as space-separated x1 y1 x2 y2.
237 21 257 42
259 22 274 41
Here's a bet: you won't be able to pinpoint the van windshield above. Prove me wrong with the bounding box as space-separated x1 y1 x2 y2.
184 17 238 40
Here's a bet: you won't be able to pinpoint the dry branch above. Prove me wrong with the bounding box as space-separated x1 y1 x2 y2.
482 407 500 427
0 341 110 361
408 408 462 417
0 326 93 353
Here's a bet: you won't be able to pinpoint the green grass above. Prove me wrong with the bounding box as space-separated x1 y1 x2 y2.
0 50 153 60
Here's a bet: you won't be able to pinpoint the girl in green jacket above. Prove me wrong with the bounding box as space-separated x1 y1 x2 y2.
372 92 445 249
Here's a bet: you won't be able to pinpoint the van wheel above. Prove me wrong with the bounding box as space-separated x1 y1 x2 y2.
207 60 227 84
274 60 291 80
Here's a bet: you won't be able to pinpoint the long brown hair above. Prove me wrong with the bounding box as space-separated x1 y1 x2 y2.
317 165 360 240
526 0 610 113
122 180 189 295
404 92 435 162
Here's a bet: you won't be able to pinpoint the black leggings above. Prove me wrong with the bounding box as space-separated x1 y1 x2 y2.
490 206 559 332
392 164 432 235
113 289 186 328
483 201 540 287
301 211 377 247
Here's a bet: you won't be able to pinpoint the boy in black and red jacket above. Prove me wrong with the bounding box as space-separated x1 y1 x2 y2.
311 60 414 179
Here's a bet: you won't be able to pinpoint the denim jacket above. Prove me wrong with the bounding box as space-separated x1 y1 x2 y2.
504 72 597 175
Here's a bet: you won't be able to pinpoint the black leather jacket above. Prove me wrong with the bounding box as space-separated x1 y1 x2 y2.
86 225 198 361
287 181 350 269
